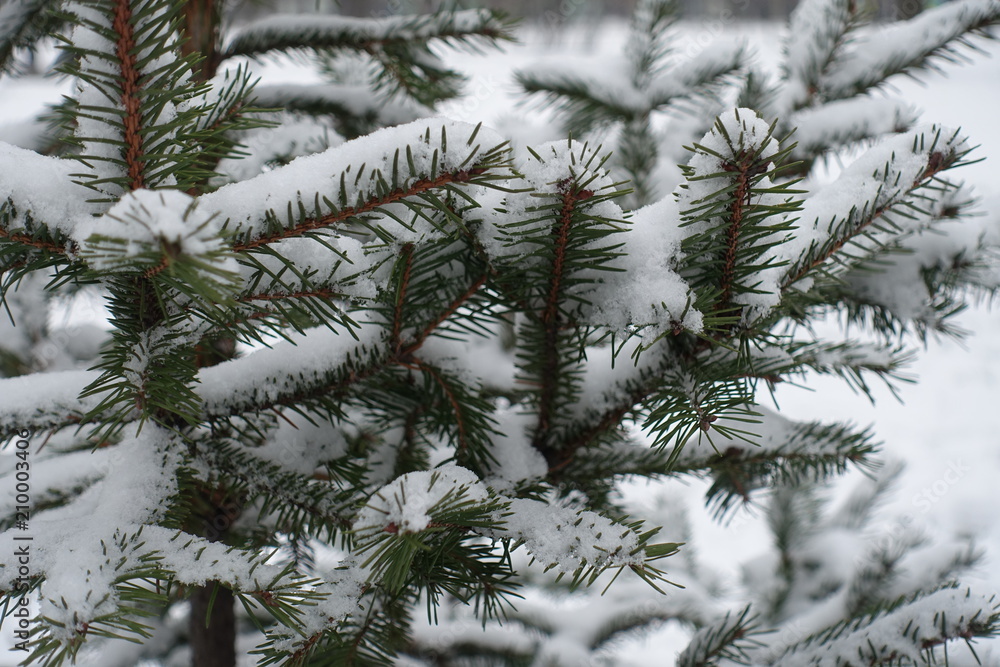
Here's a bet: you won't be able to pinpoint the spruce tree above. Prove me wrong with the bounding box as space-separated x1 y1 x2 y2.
0 1 998 666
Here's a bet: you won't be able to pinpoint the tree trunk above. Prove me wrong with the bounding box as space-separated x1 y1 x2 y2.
180 4 236 665
190 584 236 667
180 0 222 82
186 482 242 667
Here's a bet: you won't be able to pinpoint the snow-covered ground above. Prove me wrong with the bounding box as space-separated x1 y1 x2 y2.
1 16 997 666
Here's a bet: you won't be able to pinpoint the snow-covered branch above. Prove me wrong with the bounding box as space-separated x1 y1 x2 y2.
222 9 511 60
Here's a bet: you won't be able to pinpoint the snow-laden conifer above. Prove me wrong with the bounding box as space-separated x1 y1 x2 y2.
0 0 999 665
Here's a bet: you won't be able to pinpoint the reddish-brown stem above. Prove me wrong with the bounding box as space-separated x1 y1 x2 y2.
782 151 949 289
232 168 487 252
719 161 750 309
213 274 487 418
548 379 657 475
404 273 487 353
143 255 171 279
289 632 323 663
409 358 469 453
0 229 70 255
238 288 349 303
112 0 144 191
532 185 580 462
208 289 351 330
391 244 415 351
548 337 716 476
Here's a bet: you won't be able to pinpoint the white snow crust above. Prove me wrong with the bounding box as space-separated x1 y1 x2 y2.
202 118 507 242
355 464 487 534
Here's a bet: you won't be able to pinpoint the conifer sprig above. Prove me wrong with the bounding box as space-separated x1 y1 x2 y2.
222 9 513 62
772 587 1000 666
784 127 972 288
675 604 764 667
57 0 207 199
1 0 999 663
818 1 1000 103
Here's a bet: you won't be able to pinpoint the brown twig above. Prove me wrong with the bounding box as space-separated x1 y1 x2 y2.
532 184 589 466
232 168 487 252
391 244 415 351
548 378 658 475
718 153 753 309
782 151 949 290
142 254 171 279
238 288 350 303
408 358 470 453
112 0 145 191
0 229 70 255
212 274 488 418
404 273 487 353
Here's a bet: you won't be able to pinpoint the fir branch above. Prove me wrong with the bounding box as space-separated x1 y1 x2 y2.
204 120 514 254
407 358 472 456
719 150 753 310
199 271 488 421
645 45 746 110
533 183 587 464
231 167 491 252
677 108 801 325
0 226 70 255
237 288 350 304
626 0 679 87
667 407 879 515
59 0 208 196
778 0 860 112
556 438 674 485
845 531 925 620
516 42 743 138
250 83 426 140
548 367 663 476
192 437 355 536
0 369 98 436
0 0 65 74
110 0 144 190
0 141 90 248
516 71 640 131
222 9 512 61
676 605 763 667
786 97 919 168
406 273 487 351
772 587 1000 667
185 65 273 190
819 0 1000 103
588 596 711 651
224 287 355 334
781 125 971 290
391 243 414 351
